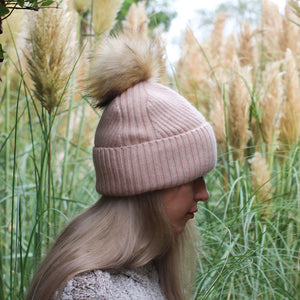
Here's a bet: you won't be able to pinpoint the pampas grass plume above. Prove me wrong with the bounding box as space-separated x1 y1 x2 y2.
222 33 237 67
210 13 229 57
281 3 300 59
26 6 74 113
92 0 124 36
238 21 258 67
279 49 300 148
210 80 226 154
228 57 251 159
250 152 274 215
176 29 210 117
262 0 283 61
260 62 282 152
123 2 149 40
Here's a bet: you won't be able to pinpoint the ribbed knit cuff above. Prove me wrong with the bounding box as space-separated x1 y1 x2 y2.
93 123 217 196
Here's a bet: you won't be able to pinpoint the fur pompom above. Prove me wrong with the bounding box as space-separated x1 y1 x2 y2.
88 34 166 108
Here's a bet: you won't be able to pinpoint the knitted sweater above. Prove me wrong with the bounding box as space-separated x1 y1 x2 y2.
59 263 165 299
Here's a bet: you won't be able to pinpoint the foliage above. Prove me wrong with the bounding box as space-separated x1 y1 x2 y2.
115 0 177 32
0 0 57 18
0 0 57 63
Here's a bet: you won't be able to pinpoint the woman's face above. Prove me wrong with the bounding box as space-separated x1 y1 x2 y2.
162 177 209 234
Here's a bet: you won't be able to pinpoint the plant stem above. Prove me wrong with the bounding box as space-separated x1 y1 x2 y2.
47 113 52 244
10 79 21 299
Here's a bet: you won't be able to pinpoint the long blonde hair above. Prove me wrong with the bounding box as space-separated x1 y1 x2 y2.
26 191 197 300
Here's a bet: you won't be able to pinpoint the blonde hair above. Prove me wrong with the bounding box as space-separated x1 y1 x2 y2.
26 191 197 300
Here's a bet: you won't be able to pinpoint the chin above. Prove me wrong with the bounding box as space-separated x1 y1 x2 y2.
173 224 186 234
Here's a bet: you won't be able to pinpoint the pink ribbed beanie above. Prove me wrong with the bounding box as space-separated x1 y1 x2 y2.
89 34 217 196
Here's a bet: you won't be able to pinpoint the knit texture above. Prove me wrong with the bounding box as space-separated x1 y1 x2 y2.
59 263 165 299
93 81 217 196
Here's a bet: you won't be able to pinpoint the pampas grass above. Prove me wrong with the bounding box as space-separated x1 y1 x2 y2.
262 0 283 61
26 7 74 113
237 21 258 67
250 152 274 205
209 13 230 57
175 4 299 296
228 58 251 160
260 61 282 153
92 0 124 36
279 49 300 149
123 1 149 40
209 81 227 154
176 29 211 116
222 33 237 67
281 4 300 59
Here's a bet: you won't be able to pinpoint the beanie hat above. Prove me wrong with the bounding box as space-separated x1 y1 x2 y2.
89 34 217 196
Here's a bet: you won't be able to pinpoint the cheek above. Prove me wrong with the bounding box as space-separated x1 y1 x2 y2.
162 184 196 231
164 204 184 221
162 189 194 227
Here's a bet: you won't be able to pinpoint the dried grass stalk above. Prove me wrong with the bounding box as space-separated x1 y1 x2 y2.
238 21 258 67
209 79 226 154
176 29 211 117
222 33 237 68
260 62 283 152
210 13 230 57
123 2 149 40
281 4 300 59
26 7 75 114
228 57 251 159
92 0 124 36
250 152 274 217
279 49 300 149
262 0 284 61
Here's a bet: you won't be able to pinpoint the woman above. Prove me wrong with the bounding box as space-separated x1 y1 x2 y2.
26 33 217 300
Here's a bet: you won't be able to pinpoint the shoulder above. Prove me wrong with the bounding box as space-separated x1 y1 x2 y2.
59 264 165 300
59 269 111 299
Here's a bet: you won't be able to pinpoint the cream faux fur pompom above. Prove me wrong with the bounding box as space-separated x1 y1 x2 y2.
88 33 166 108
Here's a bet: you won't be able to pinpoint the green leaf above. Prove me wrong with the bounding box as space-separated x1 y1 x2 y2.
0 6 9 16
17 0 25 7
41 0 55 6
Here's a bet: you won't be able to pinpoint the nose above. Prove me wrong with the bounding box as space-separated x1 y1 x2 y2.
193 177 209 202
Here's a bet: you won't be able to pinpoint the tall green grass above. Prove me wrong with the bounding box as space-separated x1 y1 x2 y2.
0 9 98 298
195 147 299 299
0 68 99 299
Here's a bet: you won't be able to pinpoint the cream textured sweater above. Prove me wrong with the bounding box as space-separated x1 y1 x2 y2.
59 263 165 299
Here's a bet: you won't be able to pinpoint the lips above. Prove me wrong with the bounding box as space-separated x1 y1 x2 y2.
187 209 198 219
189 208 198 214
